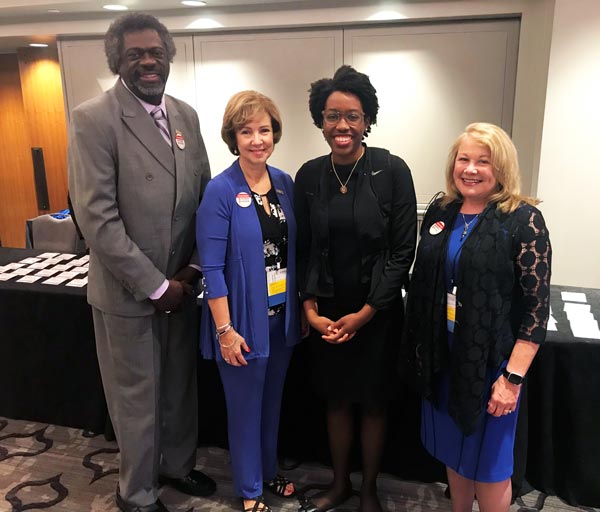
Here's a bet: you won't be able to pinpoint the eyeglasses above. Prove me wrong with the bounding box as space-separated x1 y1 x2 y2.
321 110 365 125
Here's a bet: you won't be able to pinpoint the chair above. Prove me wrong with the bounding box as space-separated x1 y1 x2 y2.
26 214 85 253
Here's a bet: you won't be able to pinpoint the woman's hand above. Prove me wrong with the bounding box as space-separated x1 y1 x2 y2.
487 375 520 417
306 311 336 337
324 305 377 344
219 328 250 367
321 313 358 344
303 298 334 338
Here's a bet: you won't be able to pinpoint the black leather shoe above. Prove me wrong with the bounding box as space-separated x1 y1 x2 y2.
159 469 216 497
116 492 169 512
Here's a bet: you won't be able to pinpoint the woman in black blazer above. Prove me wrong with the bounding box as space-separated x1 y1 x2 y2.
295 65 417 512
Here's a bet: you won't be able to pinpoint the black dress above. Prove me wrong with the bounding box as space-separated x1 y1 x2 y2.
295 147 417 405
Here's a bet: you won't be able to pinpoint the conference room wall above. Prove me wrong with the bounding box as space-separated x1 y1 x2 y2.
0 48 67 248
7 0 553 199
8 0 568 277
536 0 600 288
59 18 519 207
0 55 39 248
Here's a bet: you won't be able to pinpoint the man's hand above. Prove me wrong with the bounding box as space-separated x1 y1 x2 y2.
173 266 201 287
151 279 190 312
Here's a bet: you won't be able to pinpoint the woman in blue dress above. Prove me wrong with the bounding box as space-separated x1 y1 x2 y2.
403 123 551 511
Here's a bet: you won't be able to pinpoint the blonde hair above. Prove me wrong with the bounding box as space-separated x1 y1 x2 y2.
221 90 282 155
441 122 539 213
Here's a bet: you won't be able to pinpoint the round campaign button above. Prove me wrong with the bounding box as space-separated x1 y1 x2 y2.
429 221 445 235
236 192 252 208
175 130 185 150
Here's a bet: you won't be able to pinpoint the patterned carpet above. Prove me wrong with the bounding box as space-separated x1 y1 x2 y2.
0 416 597 512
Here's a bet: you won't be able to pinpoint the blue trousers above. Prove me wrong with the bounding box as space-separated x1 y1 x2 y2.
217 313 294 498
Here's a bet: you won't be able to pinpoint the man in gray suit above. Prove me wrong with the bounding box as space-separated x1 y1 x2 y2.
68 13 215 512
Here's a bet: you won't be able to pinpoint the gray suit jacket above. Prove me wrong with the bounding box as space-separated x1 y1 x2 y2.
68 79 210 317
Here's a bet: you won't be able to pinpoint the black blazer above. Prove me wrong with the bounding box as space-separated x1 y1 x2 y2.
403 198 552 434
295 145 417 310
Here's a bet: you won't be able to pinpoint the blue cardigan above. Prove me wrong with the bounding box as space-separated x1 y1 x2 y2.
196 159 300 361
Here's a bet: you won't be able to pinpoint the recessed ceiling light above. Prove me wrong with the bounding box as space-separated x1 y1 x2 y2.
366 11 406 21
29 43 49 47
181 1 207 6
47 9 60 13
186 18 222 29
103 4 128 11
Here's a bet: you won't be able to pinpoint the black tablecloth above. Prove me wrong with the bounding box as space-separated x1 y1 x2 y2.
2 247 598 507
525 285 600 507
0 248 107 433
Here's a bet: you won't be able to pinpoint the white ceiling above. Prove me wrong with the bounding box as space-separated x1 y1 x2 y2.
0 0 345 52
0 0 309 19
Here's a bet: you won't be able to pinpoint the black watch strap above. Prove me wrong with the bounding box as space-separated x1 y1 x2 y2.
502 368 524 385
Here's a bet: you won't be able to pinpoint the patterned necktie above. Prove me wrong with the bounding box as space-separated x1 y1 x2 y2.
150 106 172 147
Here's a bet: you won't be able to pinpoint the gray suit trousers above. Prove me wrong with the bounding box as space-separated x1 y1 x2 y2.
92 297 198 506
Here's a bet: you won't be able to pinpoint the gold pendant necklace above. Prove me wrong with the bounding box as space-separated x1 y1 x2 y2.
330 148 364 194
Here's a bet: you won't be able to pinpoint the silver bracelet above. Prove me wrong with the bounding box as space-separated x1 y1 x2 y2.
216 322 233 338
218 333 237 348
216 321 232 332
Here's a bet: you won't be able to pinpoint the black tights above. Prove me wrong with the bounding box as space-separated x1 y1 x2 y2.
311 400 386 512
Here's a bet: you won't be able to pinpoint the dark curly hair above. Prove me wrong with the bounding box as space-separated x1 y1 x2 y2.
104 13 176 75
308 65 379 137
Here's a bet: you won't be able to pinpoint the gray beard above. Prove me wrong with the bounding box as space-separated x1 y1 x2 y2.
134 79 165 97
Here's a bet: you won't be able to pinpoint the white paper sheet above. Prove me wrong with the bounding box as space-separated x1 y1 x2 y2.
35 269 59 277
42 276 68 285
17 275 43 283
19 257 41 264
561 291 587 303
12 268 34 276
66 277 88 287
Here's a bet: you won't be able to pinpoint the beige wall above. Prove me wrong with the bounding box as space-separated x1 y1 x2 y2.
536 0 600 287
3 1 556 199
7 0 597 288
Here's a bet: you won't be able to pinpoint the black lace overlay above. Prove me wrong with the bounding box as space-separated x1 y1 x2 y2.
402 199 552 435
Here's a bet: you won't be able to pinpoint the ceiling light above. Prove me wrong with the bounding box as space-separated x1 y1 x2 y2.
181 1 207 5
367 11 406 21
29 43 49 47
47 9 60 13
103 5 128 11
186 18 223 29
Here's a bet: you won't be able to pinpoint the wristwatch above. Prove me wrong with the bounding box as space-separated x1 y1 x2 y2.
502 368 524 385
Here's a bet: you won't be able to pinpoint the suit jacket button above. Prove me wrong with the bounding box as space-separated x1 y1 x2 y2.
146 174 154 181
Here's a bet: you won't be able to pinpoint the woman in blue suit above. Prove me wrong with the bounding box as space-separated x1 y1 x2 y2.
196 90 300 512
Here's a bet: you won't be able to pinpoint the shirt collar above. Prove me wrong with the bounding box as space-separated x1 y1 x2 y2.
120 78 168 118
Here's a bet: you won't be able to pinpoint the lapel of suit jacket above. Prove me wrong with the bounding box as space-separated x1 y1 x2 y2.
114 80 175 177
165 96 187 206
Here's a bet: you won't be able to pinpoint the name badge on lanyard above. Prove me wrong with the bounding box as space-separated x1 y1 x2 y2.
447 286 457 333
267 267 287 308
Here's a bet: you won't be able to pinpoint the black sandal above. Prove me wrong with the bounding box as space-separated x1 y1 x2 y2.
264 474 296 498
243 494 271 512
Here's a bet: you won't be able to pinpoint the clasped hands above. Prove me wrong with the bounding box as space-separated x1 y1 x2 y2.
306 304 376 345
151 266 200 313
